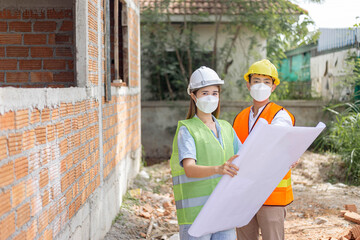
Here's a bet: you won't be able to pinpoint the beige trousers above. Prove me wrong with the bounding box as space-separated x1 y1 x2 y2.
236 206 286 240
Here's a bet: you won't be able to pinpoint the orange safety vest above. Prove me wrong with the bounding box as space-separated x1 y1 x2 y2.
233 102 295 206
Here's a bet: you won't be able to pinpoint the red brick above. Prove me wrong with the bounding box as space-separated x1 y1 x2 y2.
0 59 17 70
42 190 49 207
26 178 37 198
0 136 7 160
31 47 53 58
16 202 30 227
30 195 41 217
38 209 48 233
0 212 15 240
67 60 74 70
39 168 49 188
88 16 97 31
0 190 11 217
0 111 15 130
51 108 59 121
7 72 29 83
9 21 32 32
23 130 35 150
19 60 42 70
6 46 29 57
56 122 65 138
60 20 73 31
48 203 57 223
0 72 3 82
34 21 57 32
344 211 360 224
41 108 51 122
23 9 46 19
48 33 55 44
30 109 40 124
0 34 22 44
0 47 4 57
35 126 46 145
59 139 68 156
0 162 14 188
12 181 26 207
54 72 74 82
47 9 73 19
47 125 55 142
31 72 53 83
0 21 7 32
24 34 47 45
26 220 38 240
44 60 66 70
13 231 26 240
15 109 29 130
68 202 75 219
0 9 21 19
14 156 28 180
56 47 72 57
8 132 22 156
55 34 71 44
345 204 358 213
43 228 53 240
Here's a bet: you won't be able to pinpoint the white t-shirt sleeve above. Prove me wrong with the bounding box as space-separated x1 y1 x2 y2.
271 109 293 127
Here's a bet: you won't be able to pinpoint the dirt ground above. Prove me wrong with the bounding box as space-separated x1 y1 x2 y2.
104 151 360 240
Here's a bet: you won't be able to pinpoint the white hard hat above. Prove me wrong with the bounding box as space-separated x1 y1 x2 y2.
187 66 224 95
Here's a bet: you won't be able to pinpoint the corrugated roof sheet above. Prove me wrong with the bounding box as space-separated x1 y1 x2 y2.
318 28 360 52
140 0 306 16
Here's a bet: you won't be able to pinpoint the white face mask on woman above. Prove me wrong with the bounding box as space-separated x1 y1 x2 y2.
195 95 219 113
250 83 272 102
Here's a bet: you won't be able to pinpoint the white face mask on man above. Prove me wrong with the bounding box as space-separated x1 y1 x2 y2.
195 95 219 113
250 83 272 102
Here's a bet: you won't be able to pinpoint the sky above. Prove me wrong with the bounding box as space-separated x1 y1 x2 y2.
291 0 360 29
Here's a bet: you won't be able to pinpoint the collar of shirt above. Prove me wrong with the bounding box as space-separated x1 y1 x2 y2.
249 105 266 131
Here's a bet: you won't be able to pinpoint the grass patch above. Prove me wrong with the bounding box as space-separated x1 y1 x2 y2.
315 101 360 185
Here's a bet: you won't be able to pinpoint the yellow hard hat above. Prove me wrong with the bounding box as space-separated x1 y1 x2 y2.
244 59 280 85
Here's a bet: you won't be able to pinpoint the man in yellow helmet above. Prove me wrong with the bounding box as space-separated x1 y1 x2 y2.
233 59 295 240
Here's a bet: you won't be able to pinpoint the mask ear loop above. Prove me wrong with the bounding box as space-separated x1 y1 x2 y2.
187 85 191 95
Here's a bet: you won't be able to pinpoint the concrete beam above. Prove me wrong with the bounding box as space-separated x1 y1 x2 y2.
0 0 73 8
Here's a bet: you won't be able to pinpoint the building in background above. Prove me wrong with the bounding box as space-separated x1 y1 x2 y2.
279 27 360 101
140 0 305 101
0 0 141 239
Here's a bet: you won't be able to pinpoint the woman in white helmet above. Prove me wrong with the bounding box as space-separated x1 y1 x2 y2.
170 66 242 240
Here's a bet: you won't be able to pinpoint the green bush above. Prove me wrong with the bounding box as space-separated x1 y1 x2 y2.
315 102 360 185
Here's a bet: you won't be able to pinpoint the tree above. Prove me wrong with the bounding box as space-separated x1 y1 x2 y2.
141 0 321 100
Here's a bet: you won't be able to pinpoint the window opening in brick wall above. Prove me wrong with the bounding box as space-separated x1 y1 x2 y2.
0 5 75 88
110 0 128 87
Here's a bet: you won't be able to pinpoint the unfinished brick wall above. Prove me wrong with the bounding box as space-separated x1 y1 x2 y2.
0 100 101 239
0 93 141 239
0 0 141 239
0 8 75 88
102 95 141 179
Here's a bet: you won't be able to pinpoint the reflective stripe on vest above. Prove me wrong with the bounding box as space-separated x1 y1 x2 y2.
170 117 234 225
233 102 295 206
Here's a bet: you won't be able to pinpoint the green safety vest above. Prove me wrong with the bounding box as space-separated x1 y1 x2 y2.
170 117 235 225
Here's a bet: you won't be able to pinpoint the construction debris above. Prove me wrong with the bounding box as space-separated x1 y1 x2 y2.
330 225 360 240
104 162 179 239
344 212 360 225
104 152 360 240
345 205 358 213
330 205 360 240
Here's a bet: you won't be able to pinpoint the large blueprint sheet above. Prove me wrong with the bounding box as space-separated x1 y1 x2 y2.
188 119 326 237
